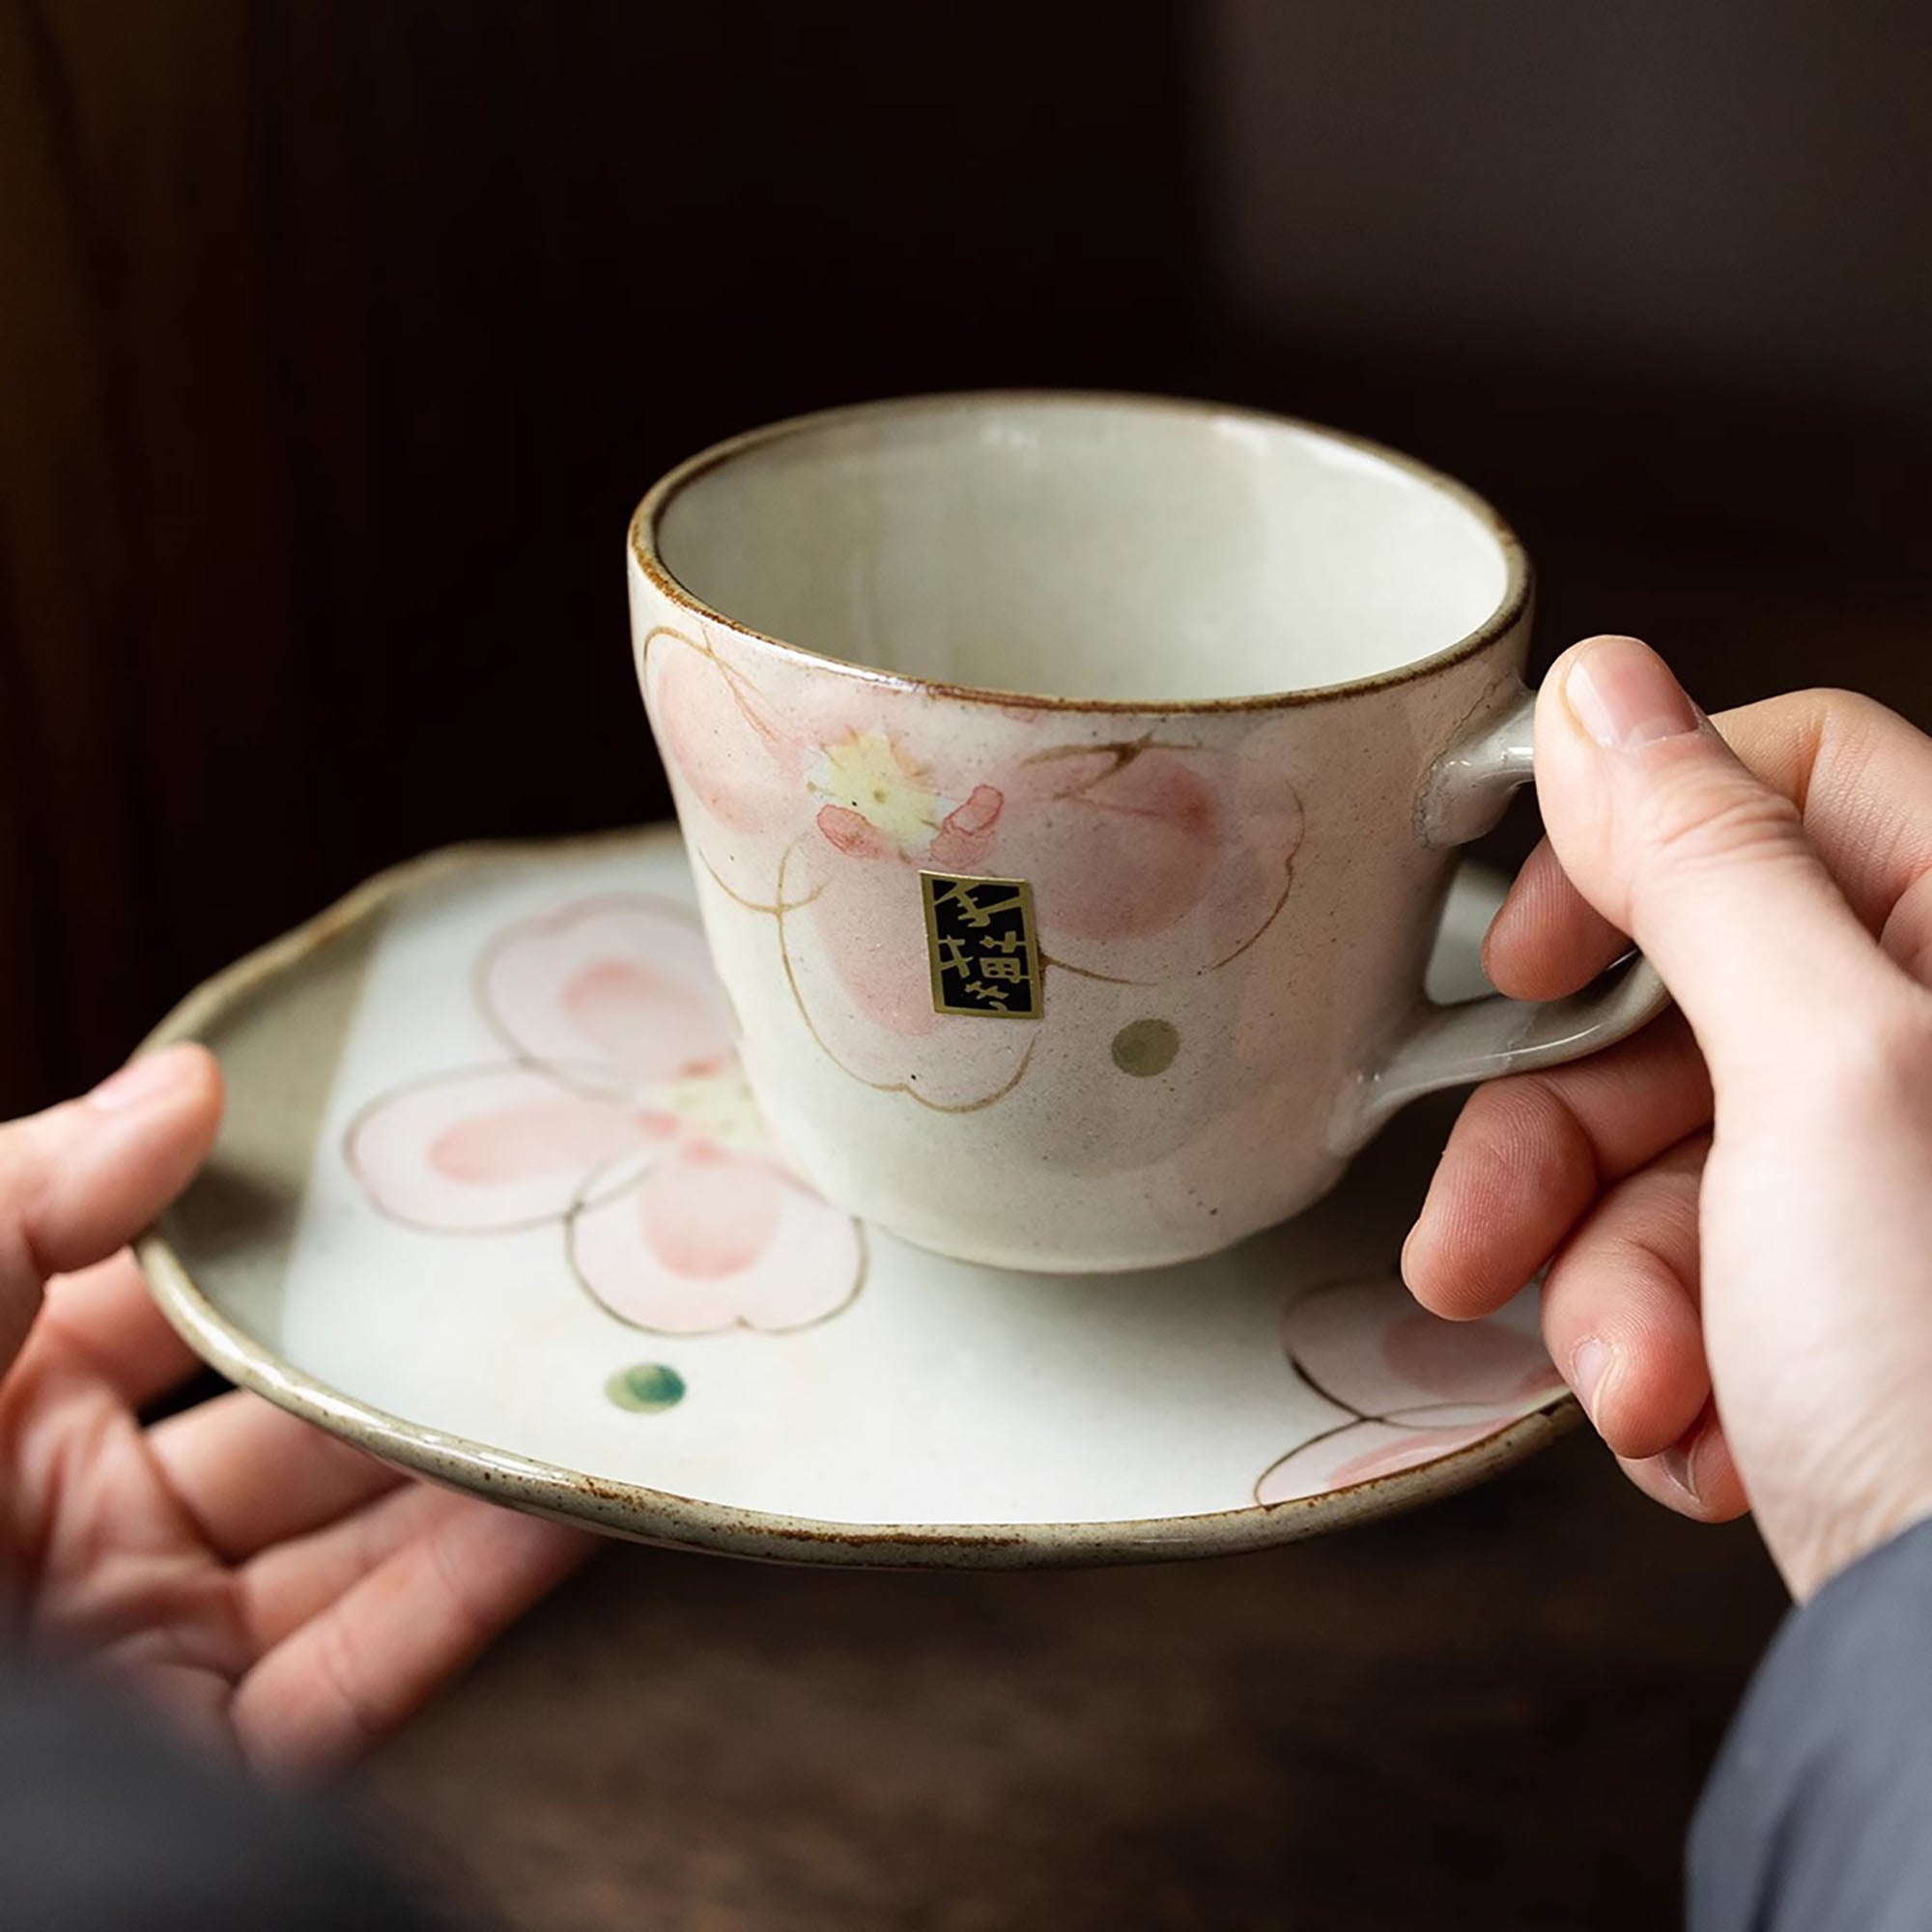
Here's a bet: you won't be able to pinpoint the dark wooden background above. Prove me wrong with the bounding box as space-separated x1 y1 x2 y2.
3 3 1927 1925
0 0 1200 1111
6 0 1929 1118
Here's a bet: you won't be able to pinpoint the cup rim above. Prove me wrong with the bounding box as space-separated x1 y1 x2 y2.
627 390 1533 714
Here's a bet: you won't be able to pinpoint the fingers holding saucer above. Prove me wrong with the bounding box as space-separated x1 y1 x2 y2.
147 1392 405 1563
1404 1010 1711 1321
1618 1408 1749 1524
1533 1134 1750 1522
23 1251 201 1409
232 1494 593 1778
1483 838 1631 1000
1540 1134 1711 1463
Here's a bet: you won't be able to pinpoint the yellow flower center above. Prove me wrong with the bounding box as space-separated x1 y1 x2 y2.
807 730 941 851
663 1065 763 1151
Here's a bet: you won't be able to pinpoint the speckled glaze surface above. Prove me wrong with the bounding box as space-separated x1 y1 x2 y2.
135 828 1577 1571
629 394 1665 1271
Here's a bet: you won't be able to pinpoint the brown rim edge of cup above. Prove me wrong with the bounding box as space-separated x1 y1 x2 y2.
626 390 1534 717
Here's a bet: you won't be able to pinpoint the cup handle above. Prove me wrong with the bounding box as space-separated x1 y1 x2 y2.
1330 683 1672 1155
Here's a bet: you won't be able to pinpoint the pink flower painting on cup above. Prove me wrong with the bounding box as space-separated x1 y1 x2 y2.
642 624 1306 1109
1254 1277 1565 1504
345 896 865 1335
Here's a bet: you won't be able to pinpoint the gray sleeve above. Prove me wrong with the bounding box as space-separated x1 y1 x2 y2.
0 1656 441 1932
1691 1517 1932 1932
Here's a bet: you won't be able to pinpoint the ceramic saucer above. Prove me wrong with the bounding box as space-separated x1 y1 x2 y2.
137 828 1574 1570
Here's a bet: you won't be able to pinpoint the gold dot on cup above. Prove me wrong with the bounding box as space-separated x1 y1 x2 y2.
1111 1017 1179 1077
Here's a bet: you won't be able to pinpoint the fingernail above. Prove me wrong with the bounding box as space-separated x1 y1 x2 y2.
90 1046 193 1113
1398 1223 1427 1295
1569 1337 1614 1429
1660 1435 1702 1505
1561 637 1701 753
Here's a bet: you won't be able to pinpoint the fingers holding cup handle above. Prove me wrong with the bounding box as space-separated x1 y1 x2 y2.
1329 684 1672 1155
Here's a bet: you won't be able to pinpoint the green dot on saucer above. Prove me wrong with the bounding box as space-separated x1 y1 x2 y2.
1111 1017 1180 1077
606 1363 687 1413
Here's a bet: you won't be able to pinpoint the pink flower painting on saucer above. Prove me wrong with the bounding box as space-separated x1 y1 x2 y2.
345 896 865 1335
1255 1277 1565 1504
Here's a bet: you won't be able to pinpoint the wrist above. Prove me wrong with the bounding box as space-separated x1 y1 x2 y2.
1773 1486 1932 1603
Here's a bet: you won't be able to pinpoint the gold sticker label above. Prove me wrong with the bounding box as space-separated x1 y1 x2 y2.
920 872 1042 1019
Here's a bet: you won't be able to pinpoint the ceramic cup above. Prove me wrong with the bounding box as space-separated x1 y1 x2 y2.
628 393 1666 1273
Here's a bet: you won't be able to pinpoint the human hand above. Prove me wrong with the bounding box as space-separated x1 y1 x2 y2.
0 1044 592 1775
1405 636 1932 1602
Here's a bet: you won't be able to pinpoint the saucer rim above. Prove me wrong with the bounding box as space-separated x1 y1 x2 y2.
133 826 1579 1572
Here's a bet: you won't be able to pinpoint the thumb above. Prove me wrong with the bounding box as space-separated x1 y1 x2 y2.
1533 636 1895 1080
0 1043 222 1369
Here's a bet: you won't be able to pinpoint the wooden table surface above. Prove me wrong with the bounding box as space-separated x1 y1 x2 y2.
362 1427 1785 1930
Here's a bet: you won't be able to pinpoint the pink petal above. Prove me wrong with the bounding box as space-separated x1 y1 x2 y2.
1256 1418 1504 1505
649 632 800 836
778 851 1037 1108
1009 746 1128 801
926 784 1005 870
816 803 896 861
800 854 939 1035
347 1067 645 1232
638 1145 783 1276
948 783 1005 836
569 1147 864 1334
1283 1277 1557 1416
478 898 734 1089
785 678 958 777
1381 1311 1568 1405
1004 748 1221 941
644 633 810 906
990 733 1304 983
